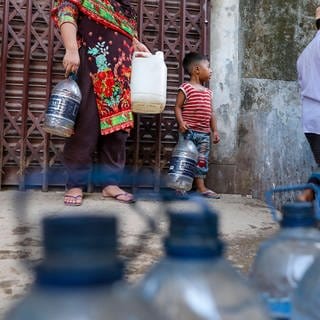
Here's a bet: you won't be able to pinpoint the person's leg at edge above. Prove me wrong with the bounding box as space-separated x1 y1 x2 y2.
99 130 134 203
63 47 100 206
298 133 320 202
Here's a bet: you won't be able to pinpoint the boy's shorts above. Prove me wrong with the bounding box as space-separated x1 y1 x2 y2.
182 130 211 178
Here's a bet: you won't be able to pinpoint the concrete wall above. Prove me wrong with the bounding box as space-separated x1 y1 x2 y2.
207 0 318 199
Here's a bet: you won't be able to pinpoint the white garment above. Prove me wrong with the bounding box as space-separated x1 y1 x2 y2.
302 97 320 134
297 31 320 133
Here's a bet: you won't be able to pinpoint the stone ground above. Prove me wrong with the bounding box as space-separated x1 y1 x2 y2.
0 189 278 318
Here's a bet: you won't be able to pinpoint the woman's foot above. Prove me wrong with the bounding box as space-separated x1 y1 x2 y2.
198 189 221 199
102 185 135 203
64 188 83 206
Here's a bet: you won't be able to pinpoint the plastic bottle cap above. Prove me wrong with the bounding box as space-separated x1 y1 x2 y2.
165 207 224 259
36 215 123 287
281 202 316 228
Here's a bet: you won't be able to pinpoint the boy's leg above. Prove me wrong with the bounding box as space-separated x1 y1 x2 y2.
192 132 220 198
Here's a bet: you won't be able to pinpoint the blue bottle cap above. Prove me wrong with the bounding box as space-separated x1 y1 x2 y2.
164 207 224 259
36 215 123 287
281 202 316 228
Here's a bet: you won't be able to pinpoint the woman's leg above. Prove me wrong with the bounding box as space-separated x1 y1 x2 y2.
98 130 134 202
63 47 100 205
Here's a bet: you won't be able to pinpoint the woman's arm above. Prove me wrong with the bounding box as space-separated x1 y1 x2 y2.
60 22 80 77
132 37 150 53
53 1 80 76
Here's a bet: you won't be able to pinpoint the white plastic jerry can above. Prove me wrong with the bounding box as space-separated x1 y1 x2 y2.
130 51 167 114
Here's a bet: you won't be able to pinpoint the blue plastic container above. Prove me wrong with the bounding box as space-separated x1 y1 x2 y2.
137 197 270 320
249 201 320 319
5 215 165 320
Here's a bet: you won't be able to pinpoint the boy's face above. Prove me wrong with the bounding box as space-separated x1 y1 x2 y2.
196 59 212 82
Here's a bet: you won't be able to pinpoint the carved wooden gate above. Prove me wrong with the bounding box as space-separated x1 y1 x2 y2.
0 0 211 191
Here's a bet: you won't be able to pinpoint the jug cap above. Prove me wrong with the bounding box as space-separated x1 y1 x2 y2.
164 198 224 259
35 215 123 287
280 202 316 228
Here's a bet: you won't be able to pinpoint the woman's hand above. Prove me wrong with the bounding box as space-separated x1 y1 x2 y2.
63 49 80 77
133 38 150 53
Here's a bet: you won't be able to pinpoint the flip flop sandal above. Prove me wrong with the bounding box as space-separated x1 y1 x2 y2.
103 192 135 204
64 194 83 206
201 190 221 199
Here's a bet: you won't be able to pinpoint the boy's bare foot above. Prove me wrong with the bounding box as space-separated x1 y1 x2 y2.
64 188 83 206
297 189 314 202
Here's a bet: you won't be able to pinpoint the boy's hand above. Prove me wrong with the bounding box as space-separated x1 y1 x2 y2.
178 122 189 133
212 130 220 144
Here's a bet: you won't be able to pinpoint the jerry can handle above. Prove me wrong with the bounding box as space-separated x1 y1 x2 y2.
265 183 320 222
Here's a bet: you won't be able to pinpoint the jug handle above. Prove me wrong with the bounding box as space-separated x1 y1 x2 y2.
265 183 320 222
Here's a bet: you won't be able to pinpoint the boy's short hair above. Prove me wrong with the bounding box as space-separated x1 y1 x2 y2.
182 52 207 75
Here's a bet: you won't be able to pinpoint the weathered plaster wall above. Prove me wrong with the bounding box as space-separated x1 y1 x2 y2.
208 0 318 199
208 0 240 194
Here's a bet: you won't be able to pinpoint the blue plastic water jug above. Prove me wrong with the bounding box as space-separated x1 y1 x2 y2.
4 215 165 320
249 201 320 320
137 197 270 320
291 253 320 320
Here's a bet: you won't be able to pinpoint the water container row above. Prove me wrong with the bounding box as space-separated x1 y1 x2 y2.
5 196 270 320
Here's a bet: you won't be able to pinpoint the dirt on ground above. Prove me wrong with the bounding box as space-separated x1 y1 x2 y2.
0 190 278 317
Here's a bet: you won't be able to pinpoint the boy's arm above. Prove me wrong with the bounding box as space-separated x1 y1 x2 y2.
175 90 189 133
210 97 220 144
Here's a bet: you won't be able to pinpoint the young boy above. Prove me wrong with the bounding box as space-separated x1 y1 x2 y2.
175 52 220 198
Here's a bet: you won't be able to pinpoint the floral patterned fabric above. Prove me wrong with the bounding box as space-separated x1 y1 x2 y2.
52 1 135 135
52 0 137 38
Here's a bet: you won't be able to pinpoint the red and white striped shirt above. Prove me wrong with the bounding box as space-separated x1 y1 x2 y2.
179 82 213 133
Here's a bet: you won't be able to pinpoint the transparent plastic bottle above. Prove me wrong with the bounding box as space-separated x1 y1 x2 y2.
249 202 320 320
167 135 199 192
43 74 81 137
137 198 270 320
5 215 165 320
291 258 320 320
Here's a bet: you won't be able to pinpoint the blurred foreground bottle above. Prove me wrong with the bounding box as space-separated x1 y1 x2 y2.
137 197 270 320
167 135 198 192
5 215 165 320
291 253 320 320
249 202 320 320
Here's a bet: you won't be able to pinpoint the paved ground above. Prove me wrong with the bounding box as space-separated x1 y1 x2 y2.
0 189 278 318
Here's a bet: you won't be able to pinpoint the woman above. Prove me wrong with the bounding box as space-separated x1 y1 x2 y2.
52 0 149 205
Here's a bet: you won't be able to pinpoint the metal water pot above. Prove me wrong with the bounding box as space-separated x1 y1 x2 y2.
43 74 82 137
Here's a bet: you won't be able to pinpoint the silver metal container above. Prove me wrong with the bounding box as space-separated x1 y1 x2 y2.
43 75 82 137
